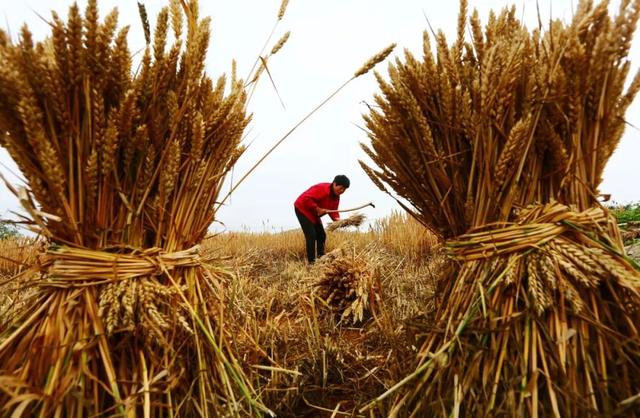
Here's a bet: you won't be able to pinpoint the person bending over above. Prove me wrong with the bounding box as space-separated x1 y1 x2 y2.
294 175 349 263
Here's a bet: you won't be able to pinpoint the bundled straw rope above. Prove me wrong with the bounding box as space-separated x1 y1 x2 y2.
360 0 640 416
40 246 204 336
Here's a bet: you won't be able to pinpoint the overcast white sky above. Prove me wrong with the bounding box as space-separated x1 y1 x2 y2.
1 0 639 233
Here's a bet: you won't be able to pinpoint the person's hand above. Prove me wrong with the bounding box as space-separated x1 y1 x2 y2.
317 207 328 216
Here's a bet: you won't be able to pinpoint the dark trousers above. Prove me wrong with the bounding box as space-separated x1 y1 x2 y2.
295 208 326 263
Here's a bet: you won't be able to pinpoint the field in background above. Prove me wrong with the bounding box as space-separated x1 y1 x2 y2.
0 236 39 278
611 202 640 224
209 211 437 261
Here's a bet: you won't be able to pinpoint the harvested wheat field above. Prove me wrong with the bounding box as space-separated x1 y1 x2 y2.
1 0 640 417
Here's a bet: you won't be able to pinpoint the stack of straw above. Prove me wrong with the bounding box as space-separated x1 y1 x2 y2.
361 0 640 416
315 247 380 324
0 1 269 416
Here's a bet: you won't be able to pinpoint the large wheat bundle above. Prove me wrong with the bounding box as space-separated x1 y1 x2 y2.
0 1 268 416
361 0 640 416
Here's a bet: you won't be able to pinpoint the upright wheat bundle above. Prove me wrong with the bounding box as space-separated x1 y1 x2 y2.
314 247 381 324
361 0 640 416
0 0 270 416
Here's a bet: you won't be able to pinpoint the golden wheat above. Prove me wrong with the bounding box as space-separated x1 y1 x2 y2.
0 0 262 416
360 1 640 416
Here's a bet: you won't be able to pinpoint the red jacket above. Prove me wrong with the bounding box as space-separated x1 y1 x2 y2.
294 183 340 224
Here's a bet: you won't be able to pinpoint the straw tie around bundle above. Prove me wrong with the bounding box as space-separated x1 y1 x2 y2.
447 202 626 260
43 245 202 284
32 245 207 334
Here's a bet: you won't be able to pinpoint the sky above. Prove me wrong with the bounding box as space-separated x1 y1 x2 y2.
1 0 639 233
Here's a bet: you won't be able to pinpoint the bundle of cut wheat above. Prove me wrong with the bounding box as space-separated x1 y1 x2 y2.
621 221 640 243
314 247 380 324
0 0 274 415
326 213 366 232
623 228 640 242
360 0 640 416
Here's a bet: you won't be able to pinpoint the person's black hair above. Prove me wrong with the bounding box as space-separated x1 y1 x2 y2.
333 174 350 188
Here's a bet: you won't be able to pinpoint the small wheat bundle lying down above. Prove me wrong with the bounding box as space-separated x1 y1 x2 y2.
326 213 367 232
0 1 269 416
360 0 640 416
621 221 640 242
314 247 381 324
